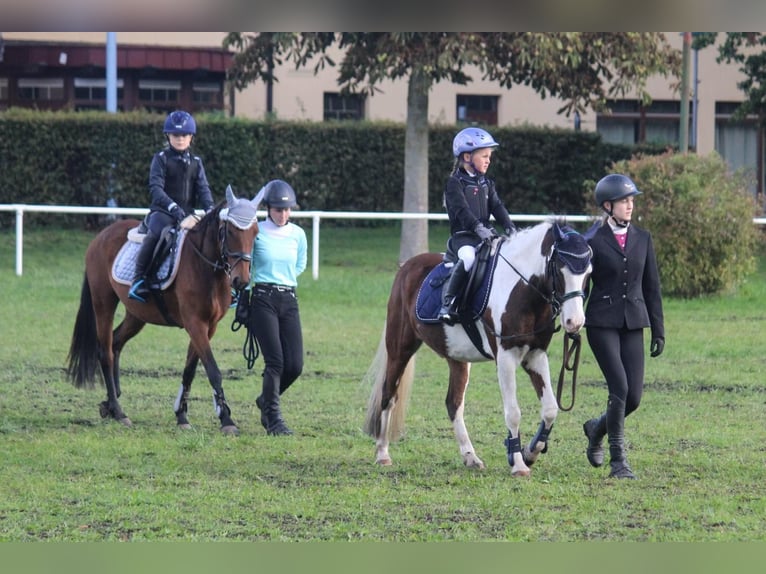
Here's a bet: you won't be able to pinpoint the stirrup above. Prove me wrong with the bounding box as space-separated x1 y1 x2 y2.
128 279 148 303
438 307 457 325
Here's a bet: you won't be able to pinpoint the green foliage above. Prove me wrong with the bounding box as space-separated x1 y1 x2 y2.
605 152 762 297
0 110 655 226
226 33 681 116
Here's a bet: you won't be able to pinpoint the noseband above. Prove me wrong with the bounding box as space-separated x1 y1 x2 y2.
189 208 256 278
491 230 591 340
546 239 592 317
217 222 252 276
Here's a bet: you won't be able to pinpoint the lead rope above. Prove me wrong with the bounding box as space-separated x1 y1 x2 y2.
556 331 581 411
231 289 260 370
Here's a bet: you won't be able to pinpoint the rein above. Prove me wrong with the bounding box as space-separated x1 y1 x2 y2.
555 332 582 411
187 218 252 276
487 239 584 341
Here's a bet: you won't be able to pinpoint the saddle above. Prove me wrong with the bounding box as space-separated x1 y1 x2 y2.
416 239 499 324
111 223 188 291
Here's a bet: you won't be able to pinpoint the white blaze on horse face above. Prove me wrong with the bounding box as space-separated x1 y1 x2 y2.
559 265 589 333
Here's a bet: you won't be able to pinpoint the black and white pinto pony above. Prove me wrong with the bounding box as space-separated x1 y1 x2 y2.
363 220 593 476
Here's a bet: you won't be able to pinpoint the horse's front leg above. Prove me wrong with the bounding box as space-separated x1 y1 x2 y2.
174 344 199 429
521 349 558 467
496 348 529 476
446 360 484 469
186 321 239 435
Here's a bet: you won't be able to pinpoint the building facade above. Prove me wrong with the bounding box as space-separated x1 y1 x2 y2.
1 32 762 195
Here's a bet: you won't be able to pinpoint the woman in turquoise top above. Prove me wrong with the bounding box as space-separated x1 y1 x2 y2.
249 180 308 435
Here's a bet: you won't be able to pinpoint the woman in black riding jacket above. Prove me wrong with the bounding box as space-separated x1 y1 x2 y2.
582 174 665 479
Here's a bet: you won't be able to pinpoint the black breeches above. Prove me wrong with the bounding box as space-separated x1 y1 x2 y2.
249 289 304 394
586 326 645 416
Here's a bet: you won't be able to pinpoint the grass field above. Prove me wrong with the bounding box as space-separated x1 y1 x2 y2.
1 221 765 542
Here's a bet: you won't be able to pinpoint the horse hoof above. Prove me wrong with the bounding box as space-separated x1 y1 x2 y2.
177 423 193 430
118 417 133 428
221 425 240 436
512 467 531 477
376 457 392 466
463 455 486 469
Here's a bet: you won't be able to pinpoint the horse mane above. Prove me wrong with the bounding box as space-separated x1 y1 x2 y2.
189 201 226 238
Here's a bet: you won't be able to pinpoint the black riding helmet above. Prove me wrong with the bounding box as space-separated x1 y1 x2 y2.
262 179 298 208
594 174 642 207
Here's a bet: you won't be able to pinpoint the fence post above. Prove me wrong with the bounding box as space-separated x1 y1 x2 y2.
15 206 24 276
312 214 320 280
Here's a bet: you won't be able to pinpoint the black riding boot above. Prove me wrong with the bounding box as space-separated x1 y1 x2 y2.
583 413 607 467
256 371 293 436
438 261 468 324
128 231 157 303
606 395 636 479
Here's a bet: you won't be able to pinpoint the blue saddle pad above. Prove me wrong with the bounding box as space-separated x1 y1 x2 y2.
415 253 498 324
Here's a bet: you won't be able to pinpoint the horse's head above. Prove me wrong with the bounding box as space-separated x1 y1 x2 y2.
549 222 593 333
217 185 259 291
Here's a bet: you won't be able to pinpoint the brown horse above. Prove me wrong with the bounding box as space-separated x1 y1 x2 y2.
364 220 593 476
67 186 258 434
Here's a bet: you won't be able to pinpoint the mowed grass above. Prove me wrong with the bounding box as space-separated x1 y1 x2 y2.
0 221 765 542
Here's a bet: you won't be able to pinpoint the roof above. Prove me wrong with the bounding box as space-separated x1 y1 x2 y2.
0 40 232 72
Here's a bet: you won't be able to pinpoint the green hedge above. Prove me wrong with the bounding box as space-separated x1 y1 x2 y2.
0 109 667 226
606 152 762 298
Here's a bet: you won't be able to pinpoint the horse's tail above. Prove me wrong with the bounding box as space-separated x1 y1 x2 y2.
66 273 102 389
363 322 416 441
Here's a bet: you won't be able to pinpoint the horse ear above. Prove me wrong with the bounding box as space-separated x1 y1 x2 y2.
225 184 237 206
552 221 564 241
583 220 600 241
251 185 266 209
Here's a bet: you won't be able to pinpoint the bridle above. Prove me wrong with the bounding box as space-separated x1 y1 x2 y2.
187 209 255 278
490 234 591 340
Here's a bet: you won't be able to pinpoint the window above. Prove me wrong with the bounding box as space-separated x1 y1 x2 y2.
17 77 64 101
323 92 365 121
596 99 692 146
456 95 499 126
74 77 124 102
192 82 222 106
715 101 760 196
0 78 8 101
138 79 180 104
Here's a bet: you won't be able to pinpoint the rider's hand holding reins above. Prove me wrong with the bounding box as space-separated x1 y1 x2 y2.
474 222 496 243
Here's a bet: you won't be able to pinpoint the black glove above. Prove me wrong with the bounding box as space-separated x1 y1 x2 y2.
171 205 187 224
650 337 665 358
474 223 495 243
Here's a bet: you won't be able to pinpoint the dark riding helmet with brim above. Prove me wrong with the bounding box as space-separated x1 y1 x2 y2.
164 110 197 135
262 179 298 208
594 174 642 207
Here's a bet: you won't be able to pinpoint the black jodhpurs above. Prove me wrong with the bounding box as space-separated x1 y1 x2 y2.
249 286 304 395
586 325 645 416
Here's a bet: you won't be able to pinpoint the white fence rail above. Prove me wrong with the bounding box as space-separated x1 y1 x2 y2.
3 204 766 279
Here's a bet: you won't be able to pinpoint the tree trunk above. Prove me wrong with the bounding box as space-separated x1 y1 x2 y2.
398 67 430 265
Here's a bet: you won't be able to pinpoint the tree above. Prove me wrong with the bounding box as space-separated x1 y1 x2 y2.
224 32 680 263
693 33 766 125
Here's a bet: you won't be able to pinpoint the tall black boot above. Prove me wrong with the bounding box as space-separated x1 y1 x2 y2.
128 231 157 302
256 371 292 436
438 261 468 324
583 413 607 467
606 395 636 479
